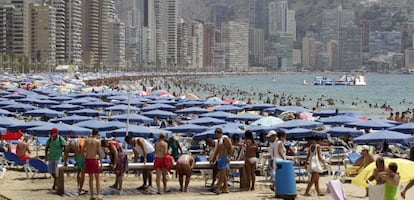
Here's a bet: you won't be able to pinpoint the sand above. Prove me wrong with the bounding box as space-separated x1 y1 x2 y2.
2 165 414 200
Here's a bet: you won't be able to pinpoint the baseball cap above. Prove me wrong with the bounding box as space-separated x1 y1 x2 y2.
361 145 369 151
267 130 276 137
51 128 58 136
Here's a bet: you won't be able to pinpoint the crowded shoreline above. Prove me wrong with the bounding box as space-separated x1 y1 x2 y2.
1 72 414 200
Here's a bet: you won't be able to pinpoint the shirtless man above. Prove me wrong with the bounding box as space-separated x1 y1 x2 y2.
206 138 218 187
154 133 171 194
210 128 233 194
176 154 195 192
84 129 102 200
125 135 155 189
16 136 31 162
63 138 87 195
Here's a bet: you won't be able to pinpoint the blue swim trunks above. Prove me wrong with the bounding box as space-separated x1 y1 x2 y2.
141 151 156 163
217 156 229 169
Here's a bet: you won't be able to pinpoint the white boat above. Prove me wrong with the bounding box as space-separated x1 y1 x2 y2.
301 80 309 86
353 74 366 86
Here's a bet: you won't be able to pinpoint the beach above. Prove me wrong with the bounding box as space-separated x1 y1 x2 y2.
4 165 414 200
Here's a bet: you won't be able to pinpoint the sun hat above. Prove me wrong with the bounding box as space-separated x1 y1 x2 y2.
361 145 369 151
267 130 276 137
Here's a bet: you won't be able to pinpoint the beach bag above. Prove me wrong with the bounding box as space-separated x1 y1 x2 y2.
308 146 323 173
368 183 384 200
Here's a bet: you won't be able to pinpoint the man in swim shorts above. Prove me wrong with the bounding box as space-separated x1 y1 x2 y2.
154 133 173 194
84 129 102 200
64 137 87 195
176 154 195 192
210 128 233 194
101 139 128 194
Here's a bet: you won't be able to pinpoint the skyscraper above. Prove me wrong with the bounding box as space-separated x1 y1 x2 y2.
108 20 126 68
11 0 31 62
30 4 56 67
48 0 65 64
268 0 288 35
81 0 110 69
0 4 14 55
221 21 249 71
142 0 156 65
203 23 215 69
166 0 177 66
321 5 355 43
287 10 296 41
338 25 362 71
154 0 167 66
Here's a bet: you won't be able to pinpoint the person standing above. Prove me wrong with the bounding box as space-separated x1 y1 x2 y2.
275 131 287 161
176 154 195 192
210 128 233 194
45 128 66 190
401 179 414 199
206 138 218 187
84 129 102 200
267 130 277 191
101 139 128 195
244 130 258 191
125 135 156 189
304 136 325 196
154 133 172 194
167 136 182 161
380 162 400 200
63 137 87 195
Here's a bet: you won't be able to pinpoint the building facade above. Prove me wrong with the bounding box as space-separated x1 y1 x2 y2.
221 21 249 71
369 31 401 56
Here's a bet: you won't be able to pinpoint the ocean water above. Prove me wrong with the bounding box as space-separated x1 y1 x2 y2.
198 73 414 119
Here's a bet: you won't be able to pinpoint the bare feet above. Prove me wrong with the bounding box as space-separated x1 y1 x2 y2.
304 193 312 196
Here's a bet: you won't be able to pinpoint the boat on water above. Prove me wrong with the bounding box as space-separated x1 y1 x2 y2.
313 77 333 85
334 74 366 86
301 80 309 86
272 77 276 82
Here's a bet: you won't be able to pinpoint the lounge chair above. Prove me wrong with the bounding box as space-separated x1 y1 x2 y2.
0 153 6 179
3 152 31 178
28 159 49 178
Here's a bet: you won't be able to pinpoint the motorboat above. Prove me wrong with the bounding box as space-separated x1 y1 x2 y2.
313 77 333 85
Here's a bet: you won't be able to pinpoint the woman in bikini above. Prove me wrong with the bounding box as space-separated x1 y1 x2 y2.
244 130 258 191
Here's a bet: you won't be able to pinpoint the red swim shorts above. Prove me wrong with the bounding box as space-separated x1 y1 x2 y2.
19 155 30 162
85 159 100 174
154 156 173 170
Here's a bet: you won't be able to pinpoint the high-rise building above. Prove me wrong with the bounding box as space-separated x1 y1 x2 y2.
405 48 414 70
268 0 288 35
302 35 320 71
249 0 269 33
338 25 362 71
45 0 82 65
321 5 355 43
11 0 31 64
327 40 338 70
287 10 296 41
154 0 167 66
177 19 189 66
221 21 249 71
249 28 264 65
212 5 233 29
81 0 110 69
0 4 14 55
117 0 141 65
203 23 215 69
166 0 177 66
30 4 56 67
142 0 156 65
108 19 126 68
369 31 401 56
291 49 301 67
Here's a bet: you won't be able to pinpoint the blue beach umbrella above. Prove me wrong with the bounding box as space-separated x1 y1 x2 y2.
214 105 244 112
0 108 12 116
0 100 16 107
68 108 106 117
27 123 92 137
274 119 323 129
141 109 177 119
318 115 359 126
8 121 54 132
226 113 262 122
175 107 210 115
185 117 227 126
48 95 73 101
284 128 327 140
50 103 84 111
148 99 176 105
104 104 140 112
313 109 342 118
353 130 414 146
107 95 130 101
109 113 154 124
345 120 395 130
3 94 26 99
23 108 65 118
3 103 38 112
324 126 364 137
388 122 414 134
203 97 228 106
176 100 204 107
34 99 61 106
0 116 22 128
82 101 114 108
200 111 233 119
51 115 93 124
73 120 123 131
0 127 6 134
244 103 275 111
164 123 208 133
110 125 171 139
141 103 175 112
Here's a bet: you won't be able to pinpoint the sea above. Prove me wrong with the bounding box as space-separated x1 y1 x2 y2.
198 73 414 119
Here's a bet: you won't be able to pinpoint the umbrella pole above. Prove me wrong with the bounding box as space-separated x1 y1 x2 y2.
35 136 39 157
126 89 131 135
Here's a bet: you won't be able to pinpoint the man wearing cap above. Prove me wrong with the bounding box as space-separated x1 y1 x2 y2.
210 128 233 194
267 130 278 191
45 128 67 190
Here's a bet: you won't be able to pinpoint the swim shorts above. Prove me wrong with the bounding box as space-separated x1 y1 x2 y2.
154 156 173 170
217 156 229 169
75 155 85 169
85 159 100 174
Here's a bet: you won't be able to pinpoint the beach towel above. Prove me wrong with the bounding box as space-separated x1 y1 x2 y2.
368 182 384 200
326 180 348 200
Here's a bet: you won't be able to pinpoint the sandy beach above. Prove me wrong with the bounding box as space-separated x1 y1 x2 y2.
2 164 414 200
